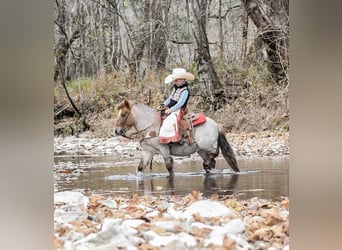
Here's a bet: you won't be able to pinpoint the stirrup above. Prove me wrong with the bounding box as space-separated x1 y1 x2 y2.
178 137 186 145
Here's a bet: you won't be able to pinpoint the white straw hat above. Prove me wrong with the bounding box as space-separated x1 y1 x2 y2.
164 68 195 84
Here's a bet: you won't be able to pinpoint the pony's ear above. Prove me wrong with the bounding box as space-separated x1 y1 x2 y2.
124 99 132 110
116 99 132 110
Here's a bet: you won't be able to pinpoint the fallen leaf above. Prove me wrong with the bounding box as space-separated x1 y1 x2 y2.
248 227 274 242
88 195 105 208
173 225 183 234
281 197 289 208
131 193 139 204
191 190 203 201
189 226 212 238
193 213 204 223
260 207 287 225
55 226 70 237
210 194 219 201
223 235 236 249
54 237 64 249
57 169 72 174
138 243 159 250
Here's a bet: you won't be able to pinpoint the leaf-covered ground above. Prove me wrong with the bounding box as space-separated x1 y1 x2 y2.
54 191 289 250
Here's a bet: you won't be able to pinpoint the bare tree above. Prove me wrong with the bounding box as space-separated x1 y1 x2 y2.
54 0 90 130
150 0 170 70
189 0 223 109
242 0 289 84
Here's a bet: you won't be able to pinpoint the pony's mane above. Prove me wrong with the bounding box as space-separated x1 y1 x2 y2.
134 102 157 116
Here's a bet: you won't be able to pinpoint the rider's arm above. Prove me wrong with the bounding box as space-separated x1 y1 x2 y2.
163 96 171 106
169 90 189 112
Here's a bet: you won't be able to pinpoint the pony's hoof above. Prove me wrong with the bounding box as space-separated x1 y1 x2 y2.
136 171 144 178
203 162 211 173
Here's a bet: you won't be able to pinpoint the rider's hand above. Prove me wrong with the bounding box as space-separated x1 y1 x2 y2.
157 104 166 111
165 108 172 115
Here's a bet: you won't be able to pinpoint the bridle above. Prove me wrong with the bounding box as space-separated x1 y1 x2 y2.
118 109 156 140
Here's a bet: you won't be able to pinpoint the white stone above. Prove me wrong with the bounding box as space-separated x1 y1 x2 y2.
223 218 245 234
144 230 196 247
122 219 145 228
99 199 117 209
54 191 89 208
153 221 182 232
183 200 237 218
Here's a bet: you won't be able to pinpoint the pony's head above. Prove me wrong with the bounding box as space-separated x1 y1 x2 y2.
114 99 135 136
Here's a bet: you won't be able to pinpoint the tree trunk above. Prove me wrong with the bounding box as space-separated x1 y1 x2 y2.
151 0 170 71
109 0 121 70
242 0 288 84
54 0 90 131
241 9 248 67
189 0 223 108
128 0 150 83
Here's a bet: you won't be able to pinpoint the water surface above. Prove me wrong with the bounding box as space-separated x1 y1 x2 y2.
54 155 288 200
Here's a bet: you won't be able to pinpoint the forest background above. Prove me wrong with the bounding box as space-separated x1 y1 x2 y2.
53 0 289 137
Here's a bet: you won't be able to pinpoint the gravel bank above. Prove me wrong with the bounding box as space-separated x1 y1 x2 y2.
54 191 289 250
54 131 289 158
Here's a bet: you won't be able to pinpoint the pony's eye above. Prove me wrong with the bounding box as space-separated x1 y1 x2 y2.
121 113 126 117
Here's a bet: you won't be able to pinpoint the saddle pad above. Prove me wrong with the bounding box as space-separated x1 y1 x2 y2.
193 113 206 126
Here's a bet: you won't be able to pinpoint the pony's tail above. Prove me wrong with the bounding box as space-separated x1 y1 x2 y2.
218 131 240 172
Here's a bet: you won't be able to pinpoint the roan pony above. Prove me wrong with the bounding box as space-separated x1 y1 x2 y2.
114 100 239 177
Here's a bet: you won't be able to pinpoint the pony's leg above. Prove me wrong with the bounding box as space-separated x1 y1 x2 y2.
137 150 153 175
198 148 218 173
198 150 211 173
164 156 174 177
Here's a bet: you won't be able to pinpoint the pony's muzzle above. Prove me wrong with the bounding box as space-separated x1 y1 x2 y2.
114 127 124 136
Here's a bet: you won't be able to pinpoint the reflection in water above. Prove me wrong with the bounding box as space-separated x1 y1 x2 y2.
55 156 288 200
203 173 239 197
134 174 239 198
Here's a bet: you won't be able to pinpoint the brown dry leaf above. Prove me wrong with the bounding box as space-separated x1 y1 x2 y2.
189 226 212 238
193 213 205 223
150 225 168 235
54 237 64 249
282 220 289 235
87 207 96 215
224 198 238 210
137 222 152 231
223 235 236 250
88 195 105 208
55 226 69 237
260 207 286 226
173 225 183 234
131 193 139 204
191 190 203 201
57 169 72 174
82 219 94 228
82 227 97 236
248 227 274 242
125 205 146 218
138 243 160 250
210 193 219 201
68 220 82 227
281 197 289 208
103 207 113 217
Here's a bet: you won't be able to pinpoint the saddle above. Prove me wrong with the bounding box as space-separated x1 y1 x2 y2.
181 111 206 144
156 105 206 145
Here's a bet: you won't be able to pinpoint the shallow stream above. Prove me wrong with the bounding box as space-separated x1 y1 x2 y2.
54 155 288 200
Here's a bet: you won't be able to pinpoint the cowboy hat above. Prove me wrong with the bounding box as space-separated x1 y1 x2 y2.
164 68 195 84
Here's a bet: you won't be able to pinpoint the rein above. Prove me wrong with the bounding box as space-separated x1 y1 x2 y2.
120 110 157 140
121 123 155 139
